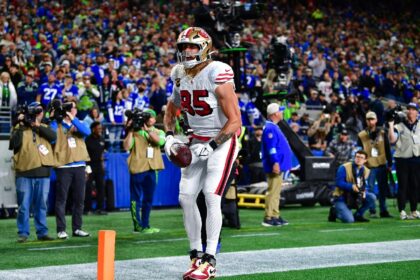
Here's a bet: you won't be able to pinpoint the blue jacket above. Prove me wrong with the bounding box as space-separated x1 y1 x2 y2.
335 162 368 202
261 121 292 173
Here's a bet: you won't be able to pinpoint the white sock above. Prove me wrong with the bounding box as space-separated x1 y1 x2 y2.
179 193 202 250
204 192 222 256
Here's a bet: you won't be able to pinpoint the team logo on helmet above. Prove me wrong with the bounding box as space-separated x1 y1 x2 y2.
176 27 213 69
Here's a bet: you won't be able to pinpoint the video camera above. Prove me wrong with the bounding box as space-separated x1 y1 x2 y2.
125 108 151 131
49 99 74 122
195 1 262 48
14 103 43 127
267 36 294 92
385 105 406 124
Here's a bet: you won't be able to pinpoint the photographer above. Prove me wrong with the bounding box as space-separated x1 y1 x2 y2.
330 150 376 223
357 111 393 218
9 102 56 242
50 101 91 239
388 102 420 220
123 108 165 233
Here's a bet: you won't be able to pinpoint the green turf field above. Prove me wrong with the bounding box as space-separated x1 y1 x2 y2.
0 203 419 279
219 260 420 280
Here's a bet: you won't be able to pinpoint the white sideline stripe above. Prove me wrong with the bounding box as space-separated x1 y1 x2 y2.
27 245 93 251
319 227 366 233
230 232 280 237
133 233 280 244
1 239 420 280
400 224 420 228
134 238 188 244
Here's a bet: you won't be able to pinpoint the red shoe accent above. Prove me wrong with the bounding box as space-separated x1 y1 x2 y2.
183 258 202 280
189 261 216 280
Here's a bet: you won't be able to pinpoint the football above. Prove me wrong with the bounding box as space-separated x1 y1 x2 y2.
169 143 192 168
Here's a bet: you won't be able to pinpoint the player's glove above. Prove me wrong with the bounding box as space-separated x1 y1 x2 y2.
164 132 183 159
190 140 218 162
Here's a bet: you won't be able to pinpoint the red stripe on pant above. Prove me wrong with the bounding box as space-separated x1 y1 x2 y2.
215 137 237 196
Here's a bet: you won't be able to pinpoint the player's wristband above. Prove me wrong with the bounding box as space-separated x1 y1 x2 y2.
165 131 174 137
209 140 218 150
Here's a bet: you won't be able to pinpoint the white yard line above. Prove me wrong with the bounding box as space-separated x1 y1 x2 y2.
229 232 280 238
319 228 366 233
2 239 420 280
134 237 188 244
27 245 93 251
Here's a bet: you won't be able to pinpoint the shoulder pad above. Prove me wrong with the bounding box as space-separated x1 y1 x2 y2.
210 61 234 84
170 64 186 85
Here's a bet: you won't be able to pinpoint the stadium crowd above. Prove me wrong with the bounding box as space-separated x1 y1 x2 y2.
1 0 419 235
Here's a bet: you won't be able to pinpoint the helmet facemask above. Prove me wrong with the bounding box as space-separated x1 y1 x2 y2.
176 27 213 69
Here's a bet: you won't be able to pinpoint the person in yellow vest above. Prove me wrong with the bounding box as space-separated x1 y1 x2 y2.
388 102 420 220
357 111 393 218
123 108 165 234
9 102 56 242
50 101 91 239
331 150 376 223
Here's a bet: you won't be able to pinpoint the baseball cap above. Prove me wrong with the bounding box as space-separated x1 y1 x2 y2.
267 103 285 115
366 111 377 119
28 101 42 108
407 102 419 110
144 108 156 118
340 129 349 135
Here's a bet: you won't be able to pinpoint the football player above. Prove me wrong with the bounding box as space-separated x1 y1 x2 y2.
164 27 241 280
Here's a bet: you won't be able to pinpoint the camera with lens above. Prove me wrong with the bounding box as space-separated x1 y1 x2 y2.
346 181 366 209
125 108 151 131
385 105 406 124
14 103 43 127
49 99 73 122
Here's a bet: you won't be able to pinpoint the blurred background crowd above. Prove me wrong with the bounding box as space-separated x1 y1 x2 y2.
0 0 418 167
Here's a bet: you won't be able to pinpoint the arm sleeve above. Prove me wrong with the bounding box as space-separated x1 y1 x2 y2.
384 130 392 166
336 165 354 191
71 117 91 137
169 64 184 107
263 126 280 164
210 62 234 84
9 128 23 152
38 125 57 143
210 62 235 94
90 86 100 98
156 129 166 147
107 104 115 123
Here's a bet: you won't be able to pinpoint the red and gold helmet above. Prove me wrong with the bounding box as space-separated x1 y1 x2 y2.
176 27 213 68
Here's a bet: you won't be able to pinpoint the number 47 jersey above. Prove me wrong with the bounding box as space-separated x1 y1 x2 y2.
171 61 235 138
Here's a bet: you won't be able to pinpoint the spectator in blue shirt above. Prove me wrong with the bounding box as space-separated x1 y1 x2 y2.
107 90 126 152
17 72 38 106
61 74 79 103
37 73 61 107
261 103 292 227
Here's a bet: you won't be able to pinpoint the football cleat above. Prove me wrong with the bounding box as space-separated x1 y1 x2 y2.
183 250 203 280
189 254 216 280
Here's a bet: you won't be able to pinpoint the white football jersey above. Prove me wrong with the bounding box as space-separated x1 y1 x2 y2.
171 61 235 137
